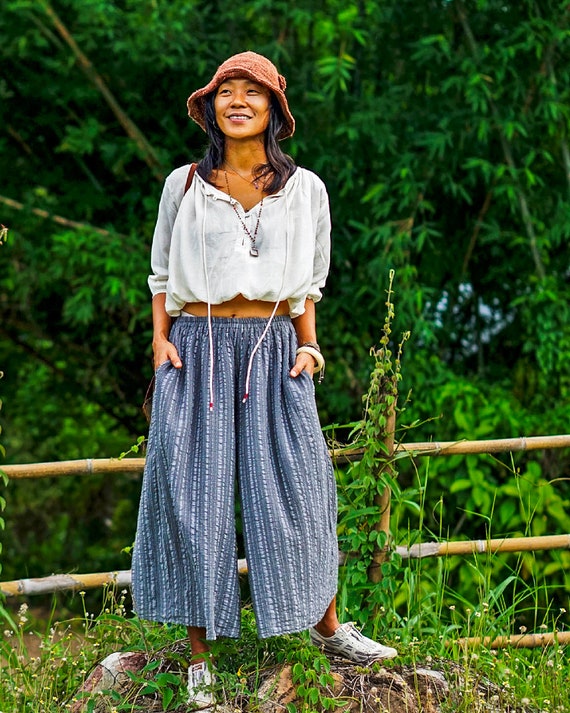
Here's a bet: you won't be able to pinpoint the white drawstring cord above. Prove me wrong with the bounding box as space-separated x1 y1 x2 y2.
207 302 214 411
200 192 215 411
242 300 281 403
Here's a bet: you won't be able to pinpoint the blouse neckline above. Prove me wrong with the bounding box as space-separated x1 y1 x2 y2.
194 167 299 212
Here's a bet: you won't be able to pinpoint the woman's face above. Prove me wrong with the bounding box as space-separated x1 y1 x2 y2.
214 78 271 141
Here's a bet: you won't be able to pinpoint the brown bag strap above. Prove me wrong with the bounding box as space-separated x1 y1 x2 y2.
184 162 198 195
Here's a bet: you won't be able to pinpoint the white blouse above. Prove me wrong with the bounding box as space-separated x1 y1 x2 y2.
148 164 331 318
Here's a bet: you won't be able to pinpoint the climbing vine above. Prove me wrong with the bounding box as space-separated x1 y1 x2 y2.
337 270 410 636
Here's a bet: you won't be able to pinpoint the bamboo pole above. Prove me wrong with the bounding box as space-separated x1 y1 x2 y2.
6 535 566 597
395 434 570 456
4 534 570 597
395 534 570 560
0 571 132 597
38 1 165 182
453 631 570 650
4 435 570 480
1 458 146 480
0 194 126 238
0 561 249 597
368 400 396 583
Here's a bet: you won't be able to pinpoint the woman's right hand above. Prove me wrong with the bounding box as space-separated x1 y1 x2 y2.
153 337 183 371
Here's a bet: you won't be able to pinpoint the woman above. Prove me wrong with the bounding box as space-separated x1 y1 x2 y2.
132 51 397 706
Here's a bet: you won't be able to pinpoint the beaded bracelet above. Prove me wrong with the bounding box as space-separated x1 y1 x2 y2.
296 343 326 382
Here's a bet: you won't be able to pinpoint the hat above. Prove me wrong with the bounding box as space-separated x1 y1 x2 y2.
187 51 295 141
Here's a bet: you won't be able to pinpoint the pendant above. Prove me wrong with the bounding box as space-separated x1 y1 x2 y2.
250 246 259 257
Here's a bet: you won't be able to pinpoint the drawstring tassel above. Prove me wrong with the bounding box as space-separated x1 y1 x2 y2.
242 301 281 405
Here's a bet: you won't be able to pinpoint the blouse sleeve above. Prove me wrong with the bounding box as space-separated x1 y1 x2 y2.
307 181 332 303
147 174 183 296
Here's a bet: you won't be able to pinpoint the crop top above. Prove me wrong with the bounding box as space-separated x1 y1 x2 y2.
148 164 331 318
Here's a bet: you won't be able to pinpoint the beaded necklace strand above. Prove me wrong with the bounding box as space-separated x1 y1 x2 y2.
224 170 263 257
223 161 260 190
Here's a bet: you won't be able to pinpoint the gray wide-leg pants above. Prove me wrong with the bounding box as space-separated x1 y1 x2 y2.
131 315 338 640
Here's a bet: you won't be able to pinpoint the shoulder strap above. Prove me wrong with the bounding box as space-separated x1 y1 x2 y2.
184 162 198 195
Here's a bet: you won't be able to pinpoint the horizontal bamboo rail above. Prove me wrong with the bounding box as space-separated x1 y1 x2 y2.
1 458 145 480
0 561 249 598
4 532 570 596
4 574 566 651
395 534 570 559
1 571 132 597
454 631 570 649
2 434 570 479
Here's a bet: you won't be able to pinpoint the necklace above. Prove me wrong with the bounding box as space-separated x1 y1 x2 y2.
223 161 260 190
224 171 263 257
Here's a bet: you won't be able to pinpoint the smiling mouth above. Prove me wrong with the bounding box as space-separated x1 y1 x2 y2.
227 114 251 120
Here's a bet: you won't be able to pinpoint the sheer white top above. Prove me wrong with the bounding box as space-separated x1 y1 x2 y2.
148 165 331 318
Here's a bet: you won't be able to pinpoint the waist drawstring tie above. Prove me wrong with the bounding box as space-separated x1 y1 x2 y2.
242 301 281 404
200 179 291 410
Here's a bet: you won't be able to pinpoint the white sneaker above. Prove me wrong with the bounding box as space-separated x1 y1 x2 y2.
188 660 215 708
309 622 398 663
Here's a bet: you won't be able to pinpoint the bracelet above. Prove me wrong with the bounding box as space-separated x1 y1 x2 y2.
300 341 321 353
296 344 326 382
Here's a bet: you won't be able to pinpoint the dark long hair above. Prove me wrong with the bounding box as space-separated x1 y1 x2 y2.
197 92 296 195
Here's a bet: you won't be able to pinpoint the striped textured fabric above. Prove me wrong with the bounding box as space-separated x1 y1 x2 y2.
131 315 338 640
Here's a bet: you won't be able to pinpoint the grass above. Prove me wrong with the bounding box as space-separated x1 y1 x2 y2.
0 559 568 713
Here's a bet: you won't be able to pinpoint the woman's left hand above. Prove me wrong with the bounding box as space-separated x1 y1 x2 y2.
290 352 315 378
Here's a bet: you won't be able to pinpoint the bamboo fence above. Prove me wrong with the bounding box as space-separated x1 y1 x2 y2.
2 434 570 649
2 434 570 480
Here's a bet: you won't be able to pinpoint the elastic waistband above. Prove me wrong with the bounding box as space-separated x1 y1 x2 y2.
177 310 291 410
178 313 292 325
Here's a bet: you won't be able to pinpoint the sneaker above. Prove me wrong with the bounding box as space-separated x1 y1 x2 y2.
188 660 215 708
309 622 398 663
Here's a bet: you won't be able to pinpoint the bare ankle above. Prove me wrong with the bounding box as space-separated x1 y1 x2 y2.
313 621 339 638
187 626 210 661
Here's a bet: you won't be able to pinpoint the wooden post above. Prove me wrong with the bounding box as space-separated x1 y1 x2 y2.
368 379 397 584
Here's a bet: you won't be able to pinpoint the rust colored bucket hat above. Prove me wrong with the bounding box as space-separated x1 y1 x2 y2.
187 51 295 141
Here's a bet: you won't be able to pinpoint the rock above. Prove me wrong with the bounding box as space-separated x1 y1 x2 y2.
70 651 148 712
254 661 449 713
253 659 532 713
70 650 533 712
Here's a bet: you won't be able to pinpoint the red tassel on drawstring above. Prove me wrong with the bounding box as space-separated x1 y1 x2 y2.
242 392 249 403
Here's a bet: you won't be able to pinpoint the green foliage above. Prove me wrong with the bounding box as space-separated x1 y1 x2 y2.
334 275 569 651
336 270 410 634
3 0 570 441
1 0 570 625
